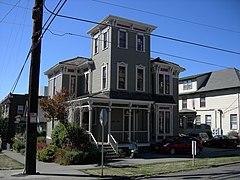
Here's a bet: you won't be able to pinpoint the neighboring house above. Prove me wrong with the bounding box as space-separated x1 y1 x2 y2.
45 15 184 149
0 93 47 147
179 68 240 136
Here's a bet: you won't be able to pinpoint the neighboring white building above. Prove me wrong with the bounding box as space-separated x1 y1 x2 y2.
178 68 240 136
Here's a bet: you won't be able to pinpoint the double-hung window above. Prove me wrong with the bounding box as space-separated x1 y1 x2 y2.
158 73 171 95
136 65 145 92
183 80 192 90
94 37 99 54
70 75 76 96
118 30 128 49
136 34 145 52
101 65 107 90
17 105 24 114
102 31 108 50
117 62 127 90
84 72 89 93
182 96 187 109
230 114 237 130
200 94 206 107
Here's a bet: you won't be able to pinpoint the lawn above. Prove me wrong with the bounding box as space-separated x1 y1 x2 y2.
81 156 240 178
0 154 24 170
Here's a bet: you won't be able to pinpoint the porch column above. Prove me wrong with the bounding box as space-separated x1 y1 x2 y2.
108 107 112 142
88 101 93 133
128 108 132 143
147 104 151 142
79 107 83 127
155 104 158 142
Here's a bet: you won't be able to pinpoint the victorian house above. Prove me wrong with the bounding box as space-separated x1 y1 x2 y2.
45 15 184 151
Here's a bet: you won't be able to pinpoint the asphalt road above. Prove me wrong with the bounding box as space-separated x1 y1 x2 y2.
145 162 240 180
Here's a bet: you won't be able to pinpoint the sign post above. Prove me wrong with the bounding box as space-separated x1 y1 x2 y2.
192 141 196 166
99 109 108 177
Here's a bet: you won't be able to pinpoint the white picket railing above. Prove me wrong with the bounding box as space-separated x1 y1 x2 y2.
108 134 118 154
87 131 98 148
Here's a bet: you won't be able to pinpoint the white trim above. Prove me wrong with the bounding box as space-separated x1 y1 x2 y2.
102 29 109 50
118 29 128 49
84 71 90 93
135 64 146 92
117 62 128 90
136 34 145 52
157 72 172 95
93 34 99 55
101 63 108 90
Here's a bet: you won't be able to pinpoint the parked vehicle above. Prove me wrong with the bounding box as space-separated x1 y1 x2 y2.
188 132 209 144
155 136 203 155
206 135 238 148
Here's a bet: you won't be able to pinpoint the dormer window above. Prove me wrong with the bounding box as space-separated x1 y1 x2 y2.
183 80 192 90
118 30 128 49
136 34 145 52
117 62 128 90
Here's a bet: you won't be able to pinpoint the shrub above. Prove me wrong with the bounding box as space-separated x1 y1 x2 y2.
228 131 238 138
12 134 25 153
51 123 68 148
37 145 56 162
37 136 46 143
38 129 46 137
36 142 48 151
54 148 68 165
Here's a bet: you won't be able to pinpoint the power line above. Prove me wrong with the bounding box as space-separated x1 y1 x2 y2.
92 0 240 34
0 0 22 23
47 29 229 69
10 0 67 93
43 5 240 56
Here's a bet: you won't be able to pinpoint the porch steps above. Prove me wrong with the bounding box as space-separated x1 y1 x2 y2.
99 143 119 160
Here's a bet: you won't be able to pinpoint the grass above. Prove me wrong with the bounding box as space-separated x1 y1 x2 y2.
0 154 24 170
81 156 240 178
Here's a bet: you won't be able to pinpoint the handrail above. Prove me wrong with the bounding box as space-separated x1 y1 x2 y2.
87 131 98 148
108 134 118 154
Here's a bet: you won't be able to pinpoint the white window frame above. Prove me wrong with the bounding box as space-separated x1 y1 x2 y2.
84 72 90 93
118 29 128 49
102 30 108 50
69 75 77 96
230 114 238 130
156 72 172 95
135 65 145 92
93 35 99 55
183 80 192 90
117 62 128 90
157 107 173 136
136 34 145 52
101 64 108 90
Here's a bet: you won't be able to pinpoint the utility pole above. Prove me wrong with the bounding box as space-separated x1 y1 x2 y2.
25 0 43 174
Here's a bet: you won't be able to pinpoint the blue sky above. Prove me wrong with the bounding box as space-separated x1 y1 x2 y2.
0 0 239 100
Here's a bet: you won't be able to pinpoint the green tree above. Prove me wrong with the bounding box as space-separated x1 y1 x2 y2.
39 89 70 124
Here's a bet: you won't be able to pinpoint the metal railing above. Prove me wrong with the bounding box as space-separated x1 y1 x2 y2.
108 134 118 154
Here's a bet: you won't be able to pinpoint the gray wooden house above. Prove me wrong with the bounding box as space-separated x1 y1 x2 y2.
45 15 184 151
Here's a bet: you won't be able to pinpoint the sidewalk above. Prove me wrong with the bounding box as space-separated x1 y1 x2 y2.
1 150 191 179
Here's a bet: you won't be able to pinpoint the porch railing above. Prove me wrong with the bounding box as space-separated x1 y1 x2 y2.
108 134 118 154
86 131 98 148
